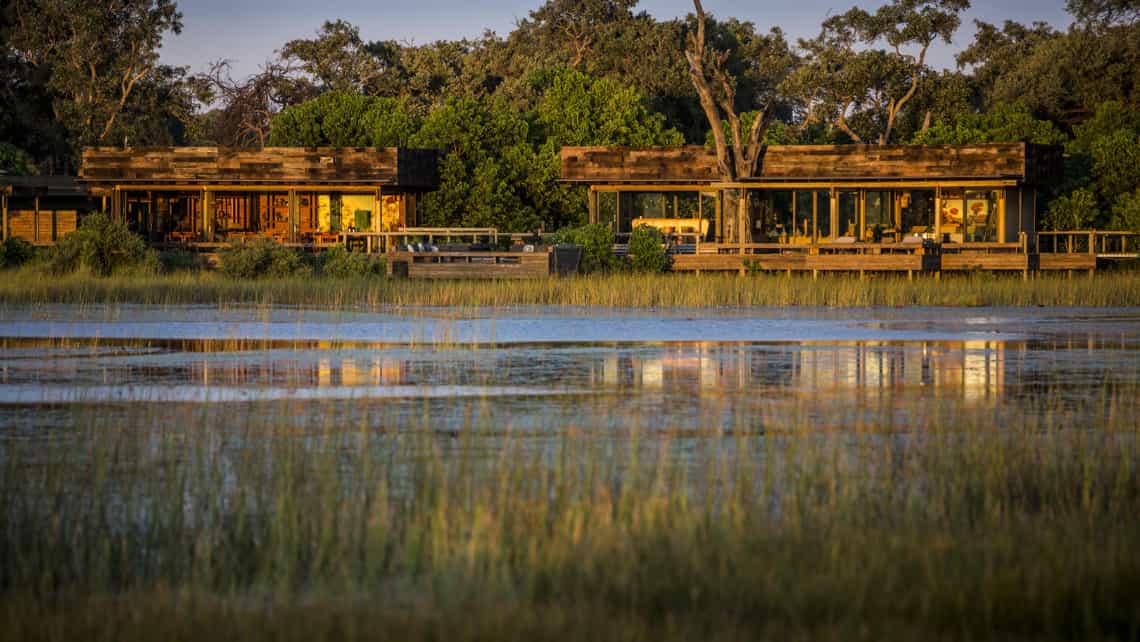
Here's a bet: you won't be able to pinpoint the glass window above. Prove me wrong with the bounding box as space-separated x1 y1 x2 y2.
864 190 892 240
793 191 813 240
838 191 859 238
815 191 832 240
901 190 935 238
964 190 999 242
598 191 617 230
939 189 965 242
342 194 376 232
700 192 718 241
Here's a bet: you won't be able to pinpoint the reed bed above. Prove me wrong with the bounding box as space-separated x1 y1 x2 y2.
2 388 1138 641
1 269 1139 308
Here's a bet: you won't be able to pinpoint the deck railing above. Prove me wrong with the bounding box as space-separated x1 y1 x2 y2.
1037 230 1139 257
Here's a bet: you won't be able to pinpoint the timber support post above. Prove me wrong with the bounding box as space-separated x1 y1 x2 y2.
1 193 7 241
288 190 298 244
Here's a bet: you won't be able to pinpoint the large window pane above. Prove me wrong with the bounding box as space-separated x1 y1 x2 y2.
793 191 813 240
838 191 858 238
598 191 617 231
864 190 892 240
964 189 999 242
901 190 935 237
815 191 832 240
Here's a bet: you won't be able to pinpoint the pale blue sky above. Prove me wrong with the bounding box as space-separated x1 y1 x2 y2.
160 0 1072 79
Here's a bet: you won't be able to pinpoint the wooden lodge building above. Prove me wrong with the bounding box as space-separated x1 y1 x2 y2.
1 142 1132 276
559 143 1116 275
2 147 441 252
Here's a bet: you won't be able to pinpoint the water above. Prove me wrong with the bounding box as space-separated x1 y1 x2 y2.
1 305 1137 434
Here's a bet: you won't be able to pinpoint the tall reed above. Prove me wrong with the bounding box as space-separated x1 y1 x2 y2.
1 269 1139 308
2 388 1137 641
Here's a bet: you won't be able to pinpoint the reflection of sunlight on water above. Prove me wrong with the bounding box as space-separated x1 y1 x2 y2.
0 384 583 404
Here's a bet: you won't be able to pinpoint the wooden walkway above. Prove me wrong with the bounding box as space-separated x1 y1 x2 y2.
388 251 551 279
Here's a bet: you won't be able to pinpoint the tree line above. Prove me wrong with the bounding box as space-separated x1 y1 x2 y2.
1 0 1138 232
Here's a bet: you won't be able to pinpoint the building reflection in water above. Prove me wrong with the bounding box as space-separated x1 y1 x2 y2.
73 340 1014 402
590 341 1010 402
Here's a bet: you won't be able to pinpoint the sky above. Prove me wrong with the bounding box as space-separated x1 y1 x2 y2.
160 0 1073 80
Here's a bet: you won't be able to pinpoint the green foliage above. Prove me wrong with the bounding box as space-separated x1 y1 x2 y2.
626 224 668 273
1109 189 1140 233
551 223 620 274
156 249 206 273
0 143 37 175
6 0 184 147
318 246 385 278
1089 129 1140 201
219 239 312 279
703 112 799 146
411 96 541 231
1044 188 1100 230
0 237 36 269
1071 100 1140 154
46 213 152 276
268 92 419 146
536 69 684 148
912 103 1068 145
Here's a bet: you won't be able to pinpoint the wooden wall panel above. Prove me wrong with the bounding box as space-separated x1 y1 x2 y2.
561 144 1062 185
81 147 440 188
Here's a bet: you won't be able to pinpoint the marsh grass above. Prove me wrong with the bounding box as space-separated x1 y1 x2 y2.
2 389 1138 641
1 269 1139 308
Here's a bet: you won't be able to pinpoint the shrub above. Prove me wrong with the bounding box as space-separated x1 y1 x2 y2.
319 246 385 278
0 237 36 269
627 224 669 273
45 213 151 276
157 249 207 273
1043 189 1099 231
219 239 310 279
551 223 620 274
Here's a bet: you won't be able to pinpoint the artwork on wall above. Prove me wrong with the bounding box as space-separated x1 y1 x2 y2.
940 189 965 227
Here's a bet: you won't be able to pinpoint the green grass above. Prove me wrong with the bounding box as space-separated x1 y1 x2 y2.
1 269 1139 307
2 389 1138 641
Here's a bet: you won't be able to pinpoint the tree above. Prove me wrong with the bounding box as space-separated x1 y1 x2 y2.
280 20 388 95
790 0 969 145
523 0 638 69
912 102 1067 145
955 20 1059 105
683 0 771 181
194 59 311 147
410 96 541 231
7 0 183 146
533 68 684 228
1066 0 1140 27
267 92 419 147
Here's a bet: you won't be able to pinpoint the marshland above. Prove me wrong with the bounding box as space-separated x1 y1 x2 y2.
6 0 1140 638
2 302 1140 641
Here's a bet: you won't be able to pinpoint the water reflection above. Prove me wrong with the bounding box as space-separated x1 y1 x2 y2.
1 337 1133 406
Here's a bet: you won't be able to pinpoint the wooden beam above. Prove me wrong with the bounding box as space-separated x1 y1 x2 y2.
288 190 298 243
33 195 40 244
1 193 7 241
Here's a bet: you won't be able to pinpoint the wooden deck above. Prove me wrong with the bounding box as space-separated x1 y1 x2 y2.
388 251 551 279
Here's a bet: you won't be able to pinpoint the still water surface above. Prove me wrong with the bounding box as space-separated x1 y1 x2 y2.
0 305 1137 433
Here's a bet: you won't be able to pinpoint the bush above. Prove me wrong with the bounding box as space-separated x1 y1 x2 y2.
627 224 669 273
45 213 152 276
318 246 385 278
1044 189 1100 231
551 223 620 274
0 237 36 269
157 249 207 273
219 239 311 279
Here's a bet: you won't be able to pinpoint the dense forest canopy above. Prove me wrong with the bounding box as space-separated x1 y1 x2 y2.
2 0 1139 232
